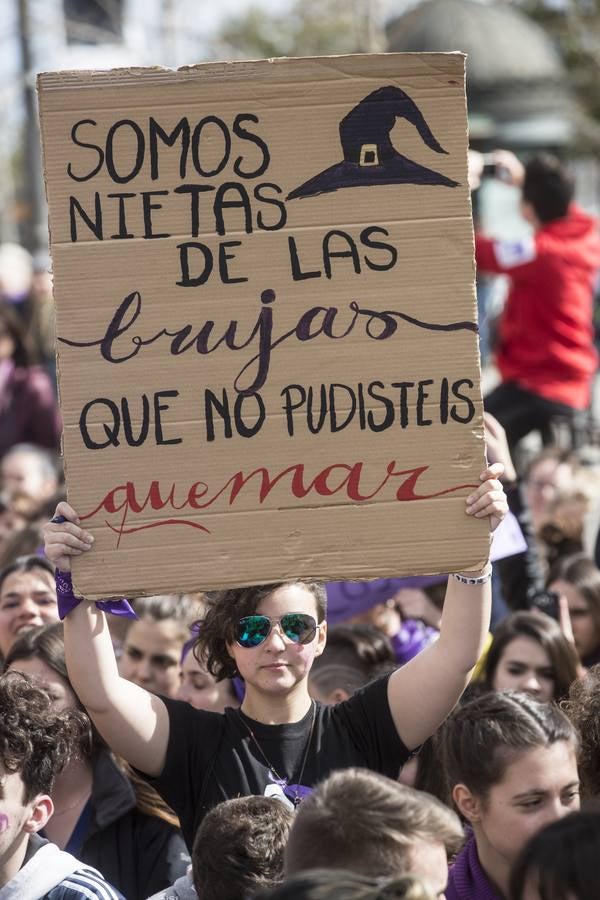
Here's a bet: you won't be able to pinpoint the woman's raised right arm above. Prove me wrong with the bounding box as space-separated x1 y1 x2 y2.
44 501 169 777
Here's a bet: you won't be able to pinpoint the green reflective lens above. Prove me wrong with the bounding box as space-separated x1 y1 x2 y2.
236 614 317 648
237 616 271 648
281 613 317 643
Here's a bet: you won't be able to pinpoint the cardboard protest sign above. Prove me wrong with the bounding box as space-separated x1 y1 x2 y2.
38 52 489 599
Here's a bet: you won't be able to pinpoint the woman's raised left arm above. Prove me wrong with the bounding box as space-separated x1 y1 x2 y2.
387 462 507 750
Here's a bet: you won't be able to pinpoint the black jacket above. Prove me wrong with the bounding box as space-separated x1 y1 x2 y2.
76 753 189 900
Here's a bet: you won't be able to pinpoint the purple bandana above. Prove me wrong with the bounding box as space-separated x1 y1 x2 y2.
55 570 137 621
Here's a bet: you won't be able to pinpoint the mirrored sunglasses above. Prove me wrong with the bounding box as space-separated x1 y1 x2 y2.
236 613 318 648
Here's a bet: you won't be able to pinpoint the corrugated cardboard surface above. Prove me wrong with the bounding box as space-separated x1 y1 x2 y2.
38 53 489 599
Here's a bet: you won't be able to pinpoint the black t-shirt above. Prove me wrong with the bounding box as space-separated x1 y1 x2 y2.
140 674 410 850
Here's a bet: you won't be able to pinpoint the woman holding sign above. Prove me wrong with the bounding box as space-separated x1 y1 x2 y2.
44 464 507 851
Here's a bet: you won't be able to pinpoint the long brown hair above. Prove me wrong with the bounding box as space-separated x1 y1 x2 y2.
482 611 579 700
549 555 600 655
0 303 33 367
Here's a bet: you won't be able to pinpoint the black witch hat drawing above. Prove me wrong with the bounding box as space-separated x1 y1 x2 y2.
287 85 459 201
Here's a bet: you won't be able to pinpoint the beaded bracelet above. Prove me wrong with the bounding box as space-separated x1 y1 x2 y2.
451 567 492 586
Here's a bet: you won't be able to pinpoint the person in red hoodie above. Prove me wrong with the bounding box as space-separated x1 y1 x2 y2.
471 150 600 450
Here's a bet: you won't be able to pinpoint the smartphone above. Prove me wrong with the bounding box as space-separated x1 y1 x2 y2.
482 155 497 178
530 590 560 621
481 153 511 183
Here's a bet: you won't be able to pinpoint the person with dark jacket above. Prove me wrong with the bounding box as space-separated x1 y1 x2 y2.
72 751 189 899
4 623 190 900
471 151 600 450
0 671 124 899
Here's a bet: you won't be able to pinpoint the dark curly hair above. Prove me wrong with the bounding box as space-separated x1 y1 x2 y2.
562 665 600 799
4 622 103 760
3 624 180 827
195 582 327 681
0 671 87 801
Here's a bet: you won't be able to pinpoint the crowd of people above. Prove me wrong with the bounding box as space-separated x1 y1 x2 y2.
0 147 600 900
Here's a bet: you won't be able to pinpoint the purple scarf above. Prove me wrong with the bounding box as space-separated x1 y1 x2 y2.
55 570 137 620
446 836 502 900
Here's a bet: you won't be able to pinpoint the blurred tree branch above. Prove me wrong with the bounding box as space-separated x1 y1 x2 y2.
215 0 384 60
518 0 600 121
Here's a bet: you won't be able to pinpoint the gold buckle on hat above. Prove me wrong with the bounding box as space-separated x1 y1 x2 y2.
359 144 379 167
